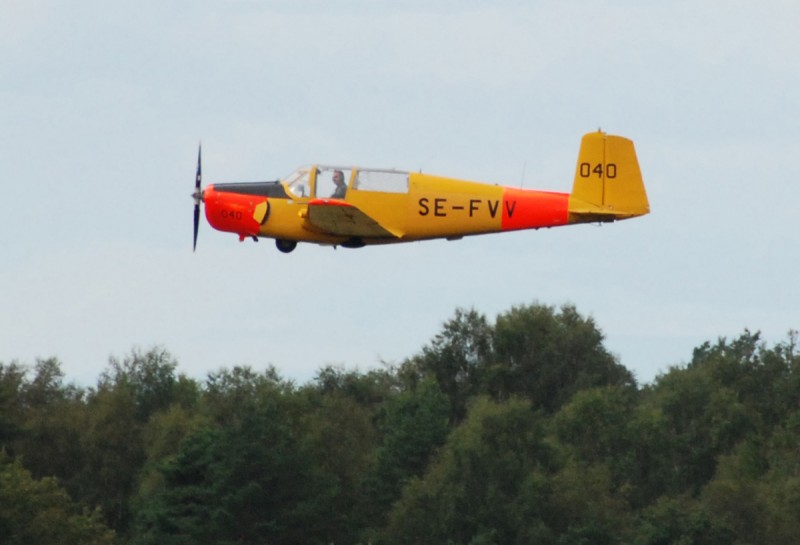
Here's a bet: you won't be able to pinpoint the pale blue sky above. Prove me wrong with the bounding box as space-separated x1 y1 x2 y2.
3 0 798 385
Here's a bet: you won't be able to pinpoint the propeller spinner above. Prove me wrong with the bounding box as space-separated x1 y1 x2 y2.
192 144 203 251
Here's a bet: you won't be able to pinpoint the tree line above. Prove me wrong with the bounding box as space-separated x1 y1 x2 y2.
1 302 798 544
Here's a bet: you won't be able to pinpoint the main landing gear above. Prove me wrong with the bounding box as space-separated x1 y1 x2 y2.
275 239 297 253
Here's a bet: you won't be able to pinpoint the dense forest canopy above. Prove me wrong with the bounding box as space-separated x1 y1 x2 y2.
1 302 798 545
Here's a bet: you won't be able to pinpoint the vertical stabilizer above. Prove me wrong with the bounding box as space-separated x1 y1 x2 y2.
568 131 649 222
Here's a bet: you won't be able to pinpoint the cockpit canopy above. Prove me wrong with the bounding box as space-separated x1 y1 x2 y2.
283 166 410 199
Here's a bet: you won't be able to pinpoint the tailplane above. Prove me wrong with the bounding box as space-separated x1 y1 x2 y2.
568 131 649 222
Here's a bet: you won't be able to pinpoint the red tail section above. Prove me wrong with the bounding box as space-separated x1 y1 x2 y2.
500 188 570 231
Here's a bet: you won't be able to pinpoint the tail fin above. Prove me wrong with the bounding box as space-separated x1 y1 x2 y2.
568 131 649 222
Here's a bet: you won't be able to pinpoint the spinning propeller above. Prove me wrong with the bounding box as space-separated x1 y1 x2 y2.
192 144 203 251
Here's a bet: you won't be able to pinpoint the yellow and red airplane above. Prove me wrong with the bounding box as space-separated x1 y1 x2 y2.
192 131 649 253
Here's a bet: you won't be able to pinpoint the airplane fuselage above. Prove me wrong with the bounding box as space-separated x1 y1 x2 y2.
194 132 649 253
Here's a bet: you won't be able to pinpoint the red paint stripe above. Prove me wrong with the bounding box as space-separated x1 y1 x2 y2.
501 188 570 231
308 198 351 207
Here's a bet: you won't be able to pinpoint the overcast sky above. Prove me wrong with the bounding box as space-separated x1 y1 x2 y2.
3 0 798 386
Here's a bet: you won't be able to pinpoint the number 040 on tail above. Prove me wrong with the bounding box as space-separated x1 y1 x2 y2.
191 131 649 253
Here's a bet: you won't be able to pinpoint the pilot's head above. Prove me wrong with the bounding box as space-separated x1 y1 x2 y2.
333 170 344 185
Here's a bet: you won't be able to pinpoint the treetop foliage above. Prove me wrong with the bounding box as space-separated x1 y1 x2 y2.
1 304 798 544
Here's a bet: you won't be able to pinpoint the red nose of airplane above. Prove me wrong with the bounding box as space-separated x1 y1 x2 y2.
203 185 270 240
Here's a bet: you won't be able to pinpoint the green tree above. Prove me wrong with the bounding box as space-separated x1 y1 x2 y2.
632 496 734 545
100 347 196 423
384 397 557 545
554 385 636 465
79 372 145 533
136 402 211 501
553 386 640 497
363 378 451 536
548 461 631 545
311 364 397 408
134 366 337 545
691 330 800 431
302 390 377 543
13 358 88 490
702 417 800 545
0 361 26 446
405 308 493 423
490 303 634 413
0 453 116 545
643 364 754 496
201 365 289 428
71 348 189 534
132 428 222 545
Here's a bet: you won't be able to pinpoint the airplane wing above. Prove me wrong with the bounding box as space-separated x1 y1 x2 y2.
306 199 401 238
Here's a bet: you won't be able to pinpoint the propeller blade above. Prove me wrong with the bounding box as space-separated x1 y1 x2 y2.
193 203 200 252
195 143 202 191
193 143 202 252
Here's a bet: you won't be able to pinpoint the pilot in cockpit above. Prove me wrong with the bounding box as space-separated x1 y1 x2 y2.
331 169 347 199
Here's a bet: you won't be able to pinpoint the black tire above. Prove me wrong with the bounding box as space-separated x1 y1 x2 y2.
275 239 297 253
